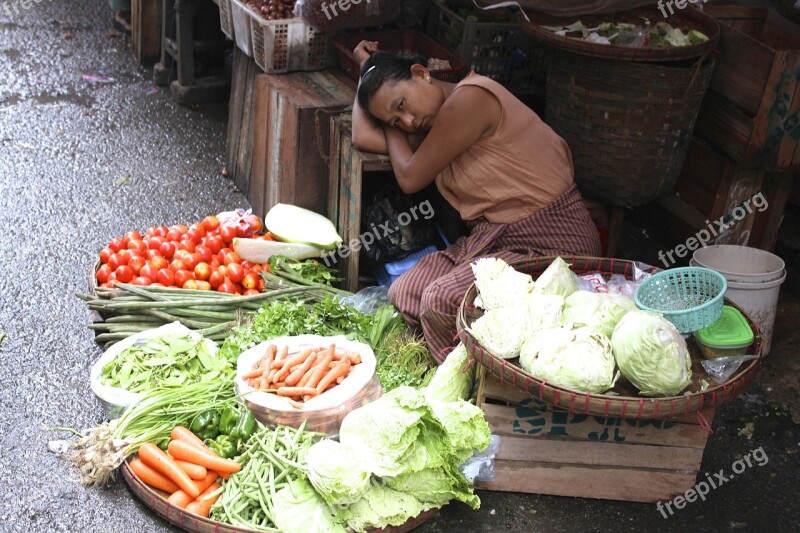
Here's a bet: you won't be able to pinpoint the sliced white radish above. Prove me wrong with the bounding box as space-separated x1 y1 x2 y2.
264 203 343 250
233 238 322 263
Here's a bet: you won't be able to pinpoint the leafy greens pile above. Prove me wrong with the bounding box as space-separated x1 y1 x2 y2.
543 20 709 48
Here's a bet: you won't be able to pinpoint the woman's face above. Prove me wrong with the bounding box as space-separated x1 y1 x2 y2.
367 67 444 133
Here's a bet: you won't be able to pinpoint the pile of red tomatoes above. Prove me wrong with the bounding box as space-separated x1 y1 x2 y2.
95 213 270 295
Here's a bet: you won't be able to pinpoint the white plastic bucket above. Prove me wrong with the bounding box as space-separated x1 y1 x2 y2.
692 245 785 283
690 246 786 356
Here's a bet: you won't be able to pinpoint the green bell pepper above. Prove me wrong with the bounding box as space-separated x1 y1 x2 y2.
190 409 220 441
230 410 257 442
209 435 238 459
218 406 239 436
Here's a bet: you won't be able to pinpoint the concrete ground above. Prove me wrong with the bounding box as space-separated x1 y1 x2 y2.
1 2 798 532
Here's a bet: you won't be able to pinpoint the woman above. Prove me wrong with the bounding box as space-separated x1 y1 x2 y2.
351 41 601 362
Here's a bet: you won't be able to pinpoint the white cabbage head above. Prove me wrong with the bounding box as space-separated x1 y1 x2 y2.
471 258 534 310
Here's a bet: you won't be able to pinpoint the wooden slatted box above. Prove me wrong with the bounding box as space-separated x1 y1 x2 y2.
474 369 715 503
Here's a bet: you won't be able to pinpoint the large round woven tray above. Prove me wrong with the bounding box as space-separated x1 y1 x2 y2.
456 256 762 420
520 6 720 62
121 460 438 533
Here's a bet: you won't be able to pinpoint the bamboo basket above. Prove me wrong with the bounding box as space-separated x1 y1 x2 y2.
121 460 438 533
456 256 762 420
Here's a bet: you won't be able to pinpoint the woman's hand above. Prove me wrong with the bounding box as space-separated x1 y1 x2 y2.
353 40 379 67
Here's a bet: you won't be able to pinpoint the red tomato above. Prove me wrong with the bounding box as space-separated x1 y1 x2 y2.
202 215 220 233
174 250 193 264
155 225 169 237
132 276 153 286
241 272 259 291
146 249 161 260
241 261 254 270
128 256 146 275
147 236 164 250
149 256 169 270
139 263 159 282
195 280 212 291
208 271 225 289
223 251 241 266
194 262 212 281
225 263 245 284
107 254 123 271
261 232 277 241
157 268 175 286
210 257 221 270
170 258 187 271
98 248 113 264
177 239 196 254
186 228 204 245
145 227 157 237
243 289 260 296
183 279 199 290
245 214 263 233
174 270 194 287
160 241 176 259
257 278 265 292
204 235 224 254
115 265 134 283
109 237 125 253
217 281 238 294
166 229 183 242
234 221 250 238
195 245 213 264
96 264 112 284
117 249 133 264
219 224 237 244
127 239 148 255
251 264 263 275
124 230 143 242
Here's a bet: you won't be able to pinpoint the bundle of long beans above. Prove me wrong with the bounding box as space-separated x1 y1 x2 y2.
77 272 352 350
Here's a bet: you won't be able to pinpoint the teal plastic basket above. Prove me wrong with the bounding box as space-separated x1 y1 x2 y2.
635 267 727 333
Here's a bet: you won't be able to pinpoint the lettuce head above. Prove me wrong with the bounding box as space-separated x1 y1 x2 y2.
531 257 579 297
611 310 692 396
562 291 637 338
337 484 424 533
424 343 474 403
273 478 346 533
306 439 372 507
386 463 480 510
528 294 566 333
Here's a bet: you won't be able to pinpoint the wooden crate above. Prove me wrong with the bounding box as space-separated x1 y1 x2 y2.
248 70 354 218
475 369 714 503
132 0 163 67
696 6 800 171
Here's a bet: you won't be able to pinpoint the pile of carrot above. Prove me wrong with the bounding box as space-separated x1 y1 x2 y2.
242 343 362 408
128 426 242 518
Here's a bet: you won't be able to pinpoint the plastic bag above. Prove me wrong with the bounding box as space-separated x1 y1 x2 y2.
216 208 261 238
702 355 756 384
361 186 436 263
337 286 391 314
295 0 401 32
460 434 502 483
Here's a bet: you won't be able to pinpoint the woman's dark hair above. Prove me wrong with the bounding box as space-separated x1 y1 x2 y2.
357 51 428 115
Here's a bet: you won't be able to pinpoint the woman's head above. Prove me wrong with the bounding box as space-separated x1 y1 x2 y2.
357 51 445 133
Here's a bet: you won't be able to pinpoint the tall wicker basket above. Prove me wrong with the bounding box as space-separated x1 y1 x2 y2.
544 50 715 207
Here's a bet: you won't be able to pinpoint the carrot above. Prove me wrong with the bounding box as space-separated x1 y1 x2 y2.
185 482 222 518
274 345 288 362
168 439 242 474
276 386 318 397
285 352 318 386
316 360 350 395
287 399 304 409
174 459 208 480
166 490 193 509
213 470 231 480
129 458 180 494
272 348 314 380
170 426 208 449
306 350 334 390
137 443 200 498
243 367 268 380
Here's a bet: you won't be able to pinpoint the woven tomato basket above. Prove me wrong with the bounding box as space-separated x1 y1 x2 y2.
456 256 763 421
121 460 438 533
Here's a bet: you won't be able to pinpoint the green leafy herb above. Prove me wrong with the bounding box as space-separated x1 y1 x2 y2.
376 331 437 392
268 255 341 286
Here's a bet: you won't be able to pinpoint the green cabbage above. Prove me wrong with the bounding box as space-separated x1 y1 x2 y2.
611 310 692 396
531 257 579 297
306 439 371 506
424 343 474 403
519 326 618 393
562 291 637 338
471 257 534 310
337 484 424 533
468 305 529 359
429 400 491 462
528 294 566 332
273 478 346 533
386 463 480 510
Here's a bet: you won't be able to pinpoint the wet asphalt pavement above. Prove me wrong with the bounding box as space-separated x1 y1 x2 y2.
1 2 798 532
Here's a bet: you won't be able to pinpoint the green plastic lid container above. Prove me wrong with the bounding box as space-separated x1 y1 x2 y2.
695 305 754 348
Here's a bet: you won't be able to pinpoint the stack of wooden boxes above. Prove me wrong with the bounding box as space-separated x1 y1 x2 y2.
651 6 799 253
